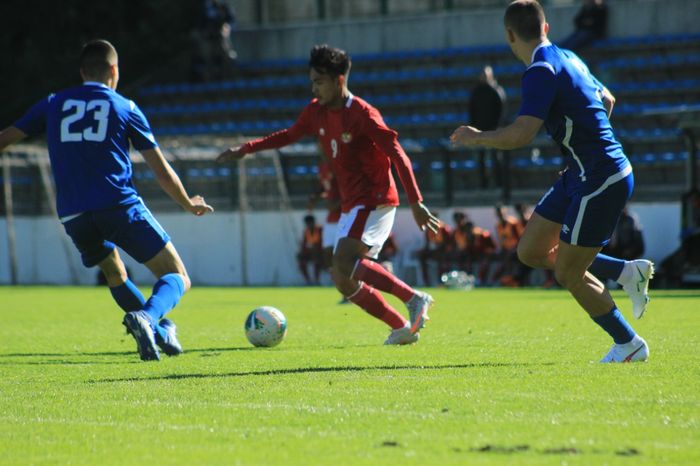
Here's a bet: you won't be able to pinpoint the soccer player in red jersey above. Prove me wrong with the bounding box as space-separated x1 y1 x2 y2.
217 44 439 344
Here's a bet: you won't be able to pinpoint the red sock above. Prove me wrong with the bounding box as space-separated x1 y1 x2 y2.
347 284 407 329
352 258 415 303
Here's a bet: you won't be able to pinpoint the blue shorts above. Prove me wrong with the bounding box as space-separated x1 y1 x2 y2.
62 199 170 267
534 165 633 247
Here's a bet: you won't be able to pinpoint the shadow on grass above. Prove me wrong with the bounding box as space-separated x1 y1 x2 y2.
0 346 259 366
92 361 554 383
0 359 142 366
0 343 393 363
0 346 258 360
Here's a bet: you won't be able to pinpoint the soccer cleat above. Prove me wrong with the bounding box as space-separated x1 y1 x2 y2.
600 335 649 363
406 291 434 334
384 325 419 345
621 260 654 319
155 318 183 356
123 311 160 361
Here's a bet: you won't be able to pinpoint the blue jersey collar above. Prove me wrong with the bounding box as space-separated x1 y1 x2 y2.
530 39 552 65
82 81 110 88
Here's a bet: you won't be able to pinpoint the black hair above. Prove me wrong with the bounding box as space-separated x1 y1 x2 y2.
80 39 118 78
309 44 351 77
504 0 545 41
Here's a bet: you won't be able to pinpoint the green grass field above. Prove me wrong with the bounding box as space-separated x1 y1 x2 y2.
1 286 698 465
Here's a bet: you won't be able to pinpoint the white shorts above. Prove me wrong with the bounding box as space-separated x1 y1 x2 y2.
335 205 396 259
322 222 337 249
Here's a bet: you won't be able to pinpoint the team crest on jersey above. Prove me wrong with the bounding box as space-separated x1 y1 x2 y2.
341 132 352 143
319 128 325 136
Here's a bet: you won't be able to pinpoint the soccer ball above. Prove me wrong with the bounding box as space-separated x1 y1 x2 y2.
244 306 287 347
440 270 476 290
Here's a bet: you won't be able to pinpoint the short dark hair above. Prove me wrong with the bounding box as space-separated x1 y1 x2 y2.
309 44 351 77
80 39 118 78
504 0 545 41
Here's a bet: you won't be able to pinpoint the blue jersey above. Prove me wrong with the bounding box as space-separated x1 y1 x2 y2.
518 41 629 182
13 82 157 218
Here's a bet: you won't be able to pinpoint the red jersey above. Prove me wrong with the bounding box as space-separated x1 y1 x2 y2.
318 160 341 223
241 94 422 212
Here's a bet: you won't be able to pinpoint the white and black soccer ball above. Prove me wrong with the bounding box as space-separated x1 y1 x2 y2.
244 306 287 347
440 270 476 290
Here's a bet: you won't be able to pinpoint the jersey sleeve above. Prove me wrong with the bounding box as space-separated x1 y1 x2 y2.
518 65 557 120
362 106 423 204
242 104 314 154
13 96 52 137
127 101 158 150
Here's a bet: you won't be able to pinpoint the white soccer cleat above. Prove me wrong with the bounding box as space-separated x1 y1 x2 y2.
384 324 419 345
621 260 654 319
600 334 649 363
406 291 434 334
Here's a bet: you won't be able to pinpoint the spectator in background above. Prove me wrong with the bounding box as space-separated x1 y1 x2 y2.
418 213 453 286
191 0 237 82
469 65 507 189
603 206 645 261
297 214 323 285
453 214 497 285
452 211 470 271
560 0 608 52
377 234 398 274
660 190 700 287
310 157 341 274
512 203 533 286
492 204 521 286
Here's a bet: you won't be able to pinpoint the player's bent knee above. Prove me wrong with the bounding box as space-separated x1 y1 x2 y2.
330 269 354 295
517 243 540 268
332 252 356 278
180 273 192 292
553 266 583 290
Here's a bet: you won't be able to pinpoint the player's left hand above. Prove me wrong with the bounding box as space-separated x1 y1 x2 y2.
187 195 214 216
410 202 440 233
216 146 246 163
450 125 482 147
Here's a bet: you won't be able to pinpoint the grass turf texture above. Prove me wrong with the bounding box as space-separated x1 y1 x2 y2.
1 286 698 465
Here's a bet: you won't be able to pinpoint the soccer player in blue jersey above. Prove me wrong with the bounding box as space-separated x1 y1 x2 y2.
450 0 653 362
0 40 214 361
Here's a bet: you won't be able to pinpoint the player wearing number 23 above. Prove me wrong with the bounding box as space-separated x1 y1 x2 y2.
0 39 213 361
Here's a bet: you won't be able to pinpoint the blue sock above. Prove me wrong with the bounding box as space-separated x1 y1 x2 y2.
591 307 636 344
588 254 625 281
142 273 186 324
110 279 146 312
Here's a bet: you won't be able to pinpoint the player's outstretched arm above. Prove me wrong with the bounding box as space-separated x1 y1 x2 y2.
410 202 440 234
450 115 543 150
0 127 27 152
141 147 214 216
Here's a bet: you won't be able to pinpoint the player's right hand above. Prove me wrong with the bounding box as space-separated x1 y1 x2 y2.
216 146 246 163
187 195 214 216
410 202 440 234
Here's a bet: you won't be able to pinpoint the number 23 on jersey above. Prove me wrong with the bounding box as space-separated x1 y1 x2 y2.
60 99 110 143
